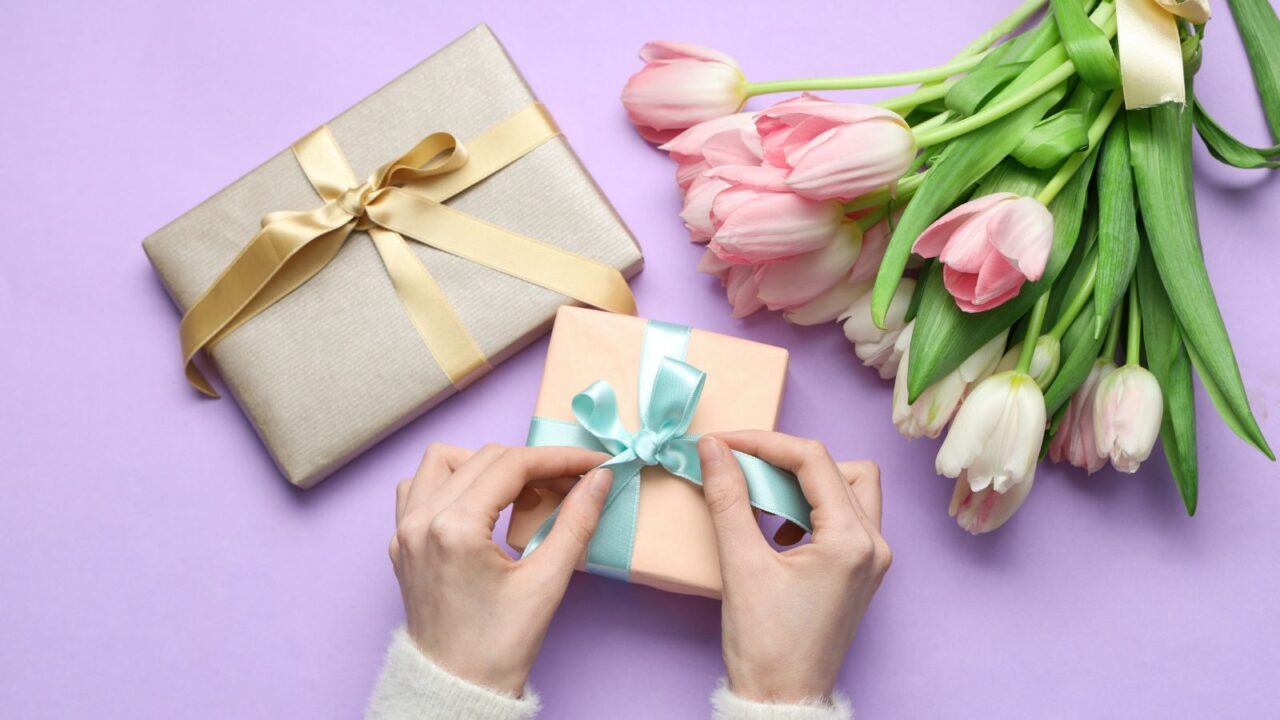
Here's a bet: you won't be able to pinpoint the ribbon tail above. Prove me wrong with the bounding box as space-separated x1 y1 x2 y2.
1116 0 1187 109
661 437 813 533
366 188 637 316
178 205 356 396
367 227 491 387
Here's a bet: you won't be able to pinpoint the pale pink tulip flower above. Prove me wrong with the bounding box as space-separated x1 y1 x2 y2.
622 42 747 144
1092 364 1164 473
754 221 863 310
1049 359 1116 474
777 281 868 326
949 472 1035 534
912 193 1054 313
936 370 1046 495
708 168 845 264
755 93 915 202
841 279 915 380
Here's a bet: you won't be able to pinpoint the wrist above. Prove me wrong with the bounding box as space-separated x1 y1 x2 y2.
726 668 836 705
408 626 531 697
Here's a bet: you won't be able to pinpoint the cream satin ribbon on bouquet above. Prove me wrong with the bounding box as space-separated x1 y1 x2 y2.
1116 0 1211 107
177 103 637 397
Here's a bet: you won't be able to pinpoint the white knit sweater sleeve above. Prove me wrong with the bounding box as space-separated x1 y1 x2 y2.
711 681 852 720
365 627 540 720
366 627 852 719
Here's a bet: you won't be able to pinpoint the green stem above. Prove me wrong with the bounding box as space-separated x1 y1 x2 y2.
1017 292 1052 374
1035 90 1124 205
1048 256 1099 339
745 50 993 97
875 79 958 113
1102 307 1122 360
896 0 1049 116
856 206 890 231
1126 280 1142 366
845 171 927 213
955 0 1050 58
913 3 1117 150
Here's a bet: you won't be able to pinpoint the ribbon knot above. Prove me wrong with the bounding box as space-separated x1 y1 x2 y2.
631 429 662 466
335 180 379 223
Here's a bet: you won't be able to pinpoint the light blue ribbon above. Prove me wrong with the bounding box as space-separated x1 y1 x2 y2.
521 320 812 582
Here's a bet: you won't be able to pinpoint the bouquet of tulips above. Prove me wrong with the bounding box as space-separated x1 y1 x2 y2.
621 0 1279 532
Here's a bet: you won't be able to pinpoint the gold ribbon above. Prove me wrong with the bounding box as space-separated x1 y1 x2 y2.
178 103 637 397
1116 0 1211 109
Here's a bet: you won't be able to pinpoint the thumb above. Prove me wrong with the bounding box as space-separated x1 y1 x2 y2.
528 468 613 578
698 437 769 570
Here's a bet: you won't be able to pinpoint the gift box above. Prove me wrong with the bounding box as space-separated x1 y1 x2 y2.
507 307 810 598
143 25 643 488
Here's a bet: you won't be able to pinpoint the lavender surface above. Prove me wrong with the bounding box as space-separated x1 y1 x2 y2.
1 1 1277 717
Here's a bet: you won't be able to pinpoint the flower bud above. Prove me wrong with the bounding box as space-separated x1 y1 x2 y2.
622 42 747 144
995 335 1062 389
1092 364 1164 473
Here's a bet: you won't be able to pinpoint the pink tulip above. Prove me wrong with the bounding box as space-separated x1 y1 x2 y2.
671 117 762 190
697 249 765 319
949 472 1035 534
912 193 1054 313
753 221 862 309
708 167 845 263
755 93 915 202
783 280 871 326
621 42 747 144
847 213 896 284
1048 359 1115 474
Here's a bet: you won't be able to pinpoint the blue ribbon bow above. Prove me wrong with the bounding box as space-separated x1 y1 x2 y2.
521 320 813 581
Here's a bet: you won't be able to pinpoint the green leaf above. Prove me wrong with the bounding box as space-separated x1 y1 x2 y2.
904 260 933 322
1013 110 1090 168
1226 0 1280 140
872 40 1070 326
1127 92 1274 460
1093 115 1140 338
1192 100 1280 169
1050 0 1121 90
905 147 1099 401
946 60 1029 116
1043 298 1107 415
976 157 1052 198
1135 245 1198 515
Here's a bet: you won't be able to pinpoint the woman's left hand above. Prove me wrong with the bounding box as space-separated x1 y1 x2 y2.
389 443 612 695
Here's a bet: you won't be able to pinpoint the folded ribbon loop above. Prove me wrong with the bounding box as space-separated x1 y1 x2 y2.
176 103 637 397
522 320 813 582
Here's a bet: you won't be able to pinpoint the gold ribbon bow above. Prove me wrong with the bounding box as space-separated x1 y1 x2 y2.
1115 0 1211 108
178 103 637 397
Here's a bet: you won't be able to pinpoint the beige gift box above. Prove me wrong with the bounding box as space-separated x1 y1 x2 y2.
507 307 789 598
143 25 643 487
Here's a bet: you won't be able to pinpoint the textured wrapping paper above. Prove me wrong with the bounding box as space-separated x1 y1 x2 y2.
507 307 790 598
143 25 643 487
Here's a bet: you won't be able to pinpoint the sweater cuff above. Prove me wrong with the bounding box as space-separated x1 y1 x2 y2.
366 626 540 720
711 680 852 720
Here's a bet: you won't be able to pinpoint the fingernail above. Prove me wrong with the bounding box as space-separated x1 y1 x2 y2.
698 436 728 463
588 469 613 498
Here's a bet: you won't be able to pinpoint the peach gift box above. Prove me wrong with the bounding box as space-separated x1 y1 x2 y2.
506 306 790 598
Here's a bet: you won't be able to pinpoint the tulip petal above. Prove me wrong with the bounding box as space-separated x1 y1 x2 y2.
911 192 1014 258
986 196 1054 279
754 223 861 309
973 251 1027 305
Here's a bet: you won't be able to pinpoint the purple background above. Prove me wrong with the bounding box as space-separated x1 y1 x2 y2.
2 1 1278 717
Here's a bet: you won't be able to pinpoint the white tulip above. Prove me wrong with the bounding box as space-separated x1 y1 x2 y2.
994 335 1061 389
936 370 1047 495
840 278 915 379
1092 364 1164 473
948 471 1035 534
892 324 1007 439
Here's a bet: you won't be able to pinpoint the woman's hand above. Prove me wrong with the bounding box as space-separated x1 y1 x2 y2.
389 443 612 695
697 431 891 704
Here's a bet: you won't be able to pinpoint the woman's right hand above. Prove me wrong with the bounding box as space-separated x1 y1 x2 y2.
696 431 891 704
